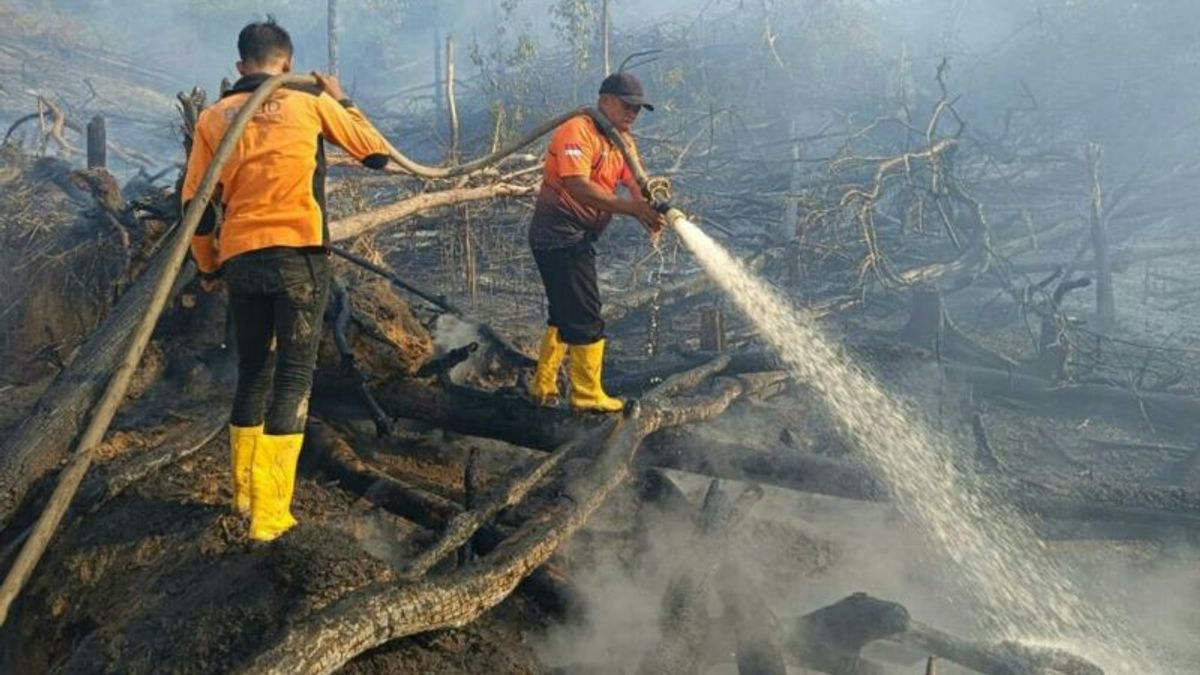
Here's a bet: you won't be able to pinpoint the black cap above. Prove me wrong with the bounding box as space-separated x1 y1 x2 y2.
599 72 654 111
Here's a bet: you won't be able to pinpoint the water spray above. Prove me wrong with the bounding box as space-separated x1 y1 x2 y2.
587 106 1162 673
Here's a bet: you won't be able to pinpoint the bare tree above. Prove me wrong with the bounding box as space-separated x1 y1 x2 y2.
327 0 340 76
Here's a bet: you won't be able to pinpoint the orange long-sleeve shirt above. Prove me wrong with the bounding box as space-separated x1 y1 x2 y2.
182 74 391 273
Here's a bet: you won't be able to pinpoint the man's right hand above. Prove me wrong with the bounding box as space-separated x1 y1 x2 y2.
630 200 666 239
312 71 347 102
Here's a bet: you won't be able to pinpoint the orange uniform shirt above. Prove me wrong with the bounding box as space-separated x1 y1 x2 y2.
183 74 391 273
529 114 640 249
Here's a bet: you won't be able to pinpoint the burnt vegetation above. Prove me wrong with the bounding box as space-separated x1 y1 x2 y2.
0 0 1198 673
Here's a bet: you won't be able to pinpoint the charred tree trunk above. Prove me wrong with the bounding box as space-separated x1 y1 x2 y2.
86 115 105 169
1088 142 1115 331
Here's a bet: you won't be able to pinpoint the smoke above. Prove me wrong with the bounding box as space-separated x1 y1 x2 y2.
431 313 486 382
534 381 1200 672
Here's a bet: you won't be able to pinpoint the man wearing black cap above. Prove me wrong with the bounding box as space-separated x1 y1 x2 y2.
527 71 664 413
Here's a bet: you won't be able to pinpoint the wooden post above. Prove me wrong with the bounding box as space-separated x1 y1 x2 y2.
445 35 460 164
782 117 803 283
925 656 937 675
433 24 444 136
327 0 340 77
462 211 477 302
1088 142 1115 331
600 0 611 76
86 115 106 169
699 306 726 352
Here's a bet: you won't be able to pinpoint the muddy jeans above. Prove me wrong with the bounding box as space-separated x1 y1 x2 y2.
224 247 331 434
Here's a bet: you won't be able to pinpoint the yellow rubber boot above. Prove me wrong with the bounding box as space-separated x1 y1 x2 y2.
249 433 304 542
229 424 262 516
528 326 567 406
568 339 624 413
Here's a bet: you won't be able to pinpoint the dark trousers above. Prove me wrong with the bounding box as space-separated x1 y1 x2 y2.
224 247 331 434
533 241 604 345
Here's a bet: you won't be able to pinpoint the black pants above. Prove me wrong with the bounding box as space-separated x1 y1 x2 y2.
224 247 331 434
533 241 603 345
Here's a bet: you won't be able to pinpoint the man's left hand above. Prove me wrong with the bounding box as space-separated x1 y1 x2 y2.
312 71 347 101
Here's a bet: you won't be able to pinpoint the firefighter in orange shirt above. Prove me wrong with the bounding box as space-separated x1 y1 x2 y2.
527 72 665 413
182 19 392 541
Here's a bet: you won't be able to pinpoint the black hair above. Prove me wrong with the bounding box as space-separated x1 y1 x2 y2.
237 16 293 65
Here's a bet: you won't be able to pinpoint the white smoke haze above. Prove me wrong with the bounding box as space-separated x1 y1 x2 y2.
533 217 1200 673
5 1 1200 671
432 313 486 381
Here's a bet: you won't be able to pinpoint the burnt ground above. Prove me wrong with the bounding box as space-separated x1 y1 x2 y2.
1 188 1199 672
0 85 1197 675
0 379 549 674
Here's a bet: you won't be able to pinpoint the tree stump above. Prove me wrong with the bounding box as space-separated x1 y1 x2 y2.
86 115 105 169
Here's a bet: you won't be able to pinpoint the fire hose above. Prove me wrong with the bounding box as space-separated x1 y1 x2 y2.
0 73 687 625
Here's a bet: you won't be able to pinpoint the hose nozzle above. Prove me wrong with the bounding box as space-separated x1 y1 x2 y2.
662 206 689 228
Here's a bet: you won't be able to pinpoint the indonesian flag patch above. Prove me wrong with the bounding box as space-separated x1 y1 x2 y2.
563 143 584 159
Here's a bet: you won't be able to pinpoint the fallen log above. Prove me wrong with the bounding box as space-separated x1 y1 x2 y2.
235 366 755 674
946 362 1200 435
640 432 887 502
306 420 577 612
404 358 745 574
366 368 1200 534
368 377 593 450
398 416 619 580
